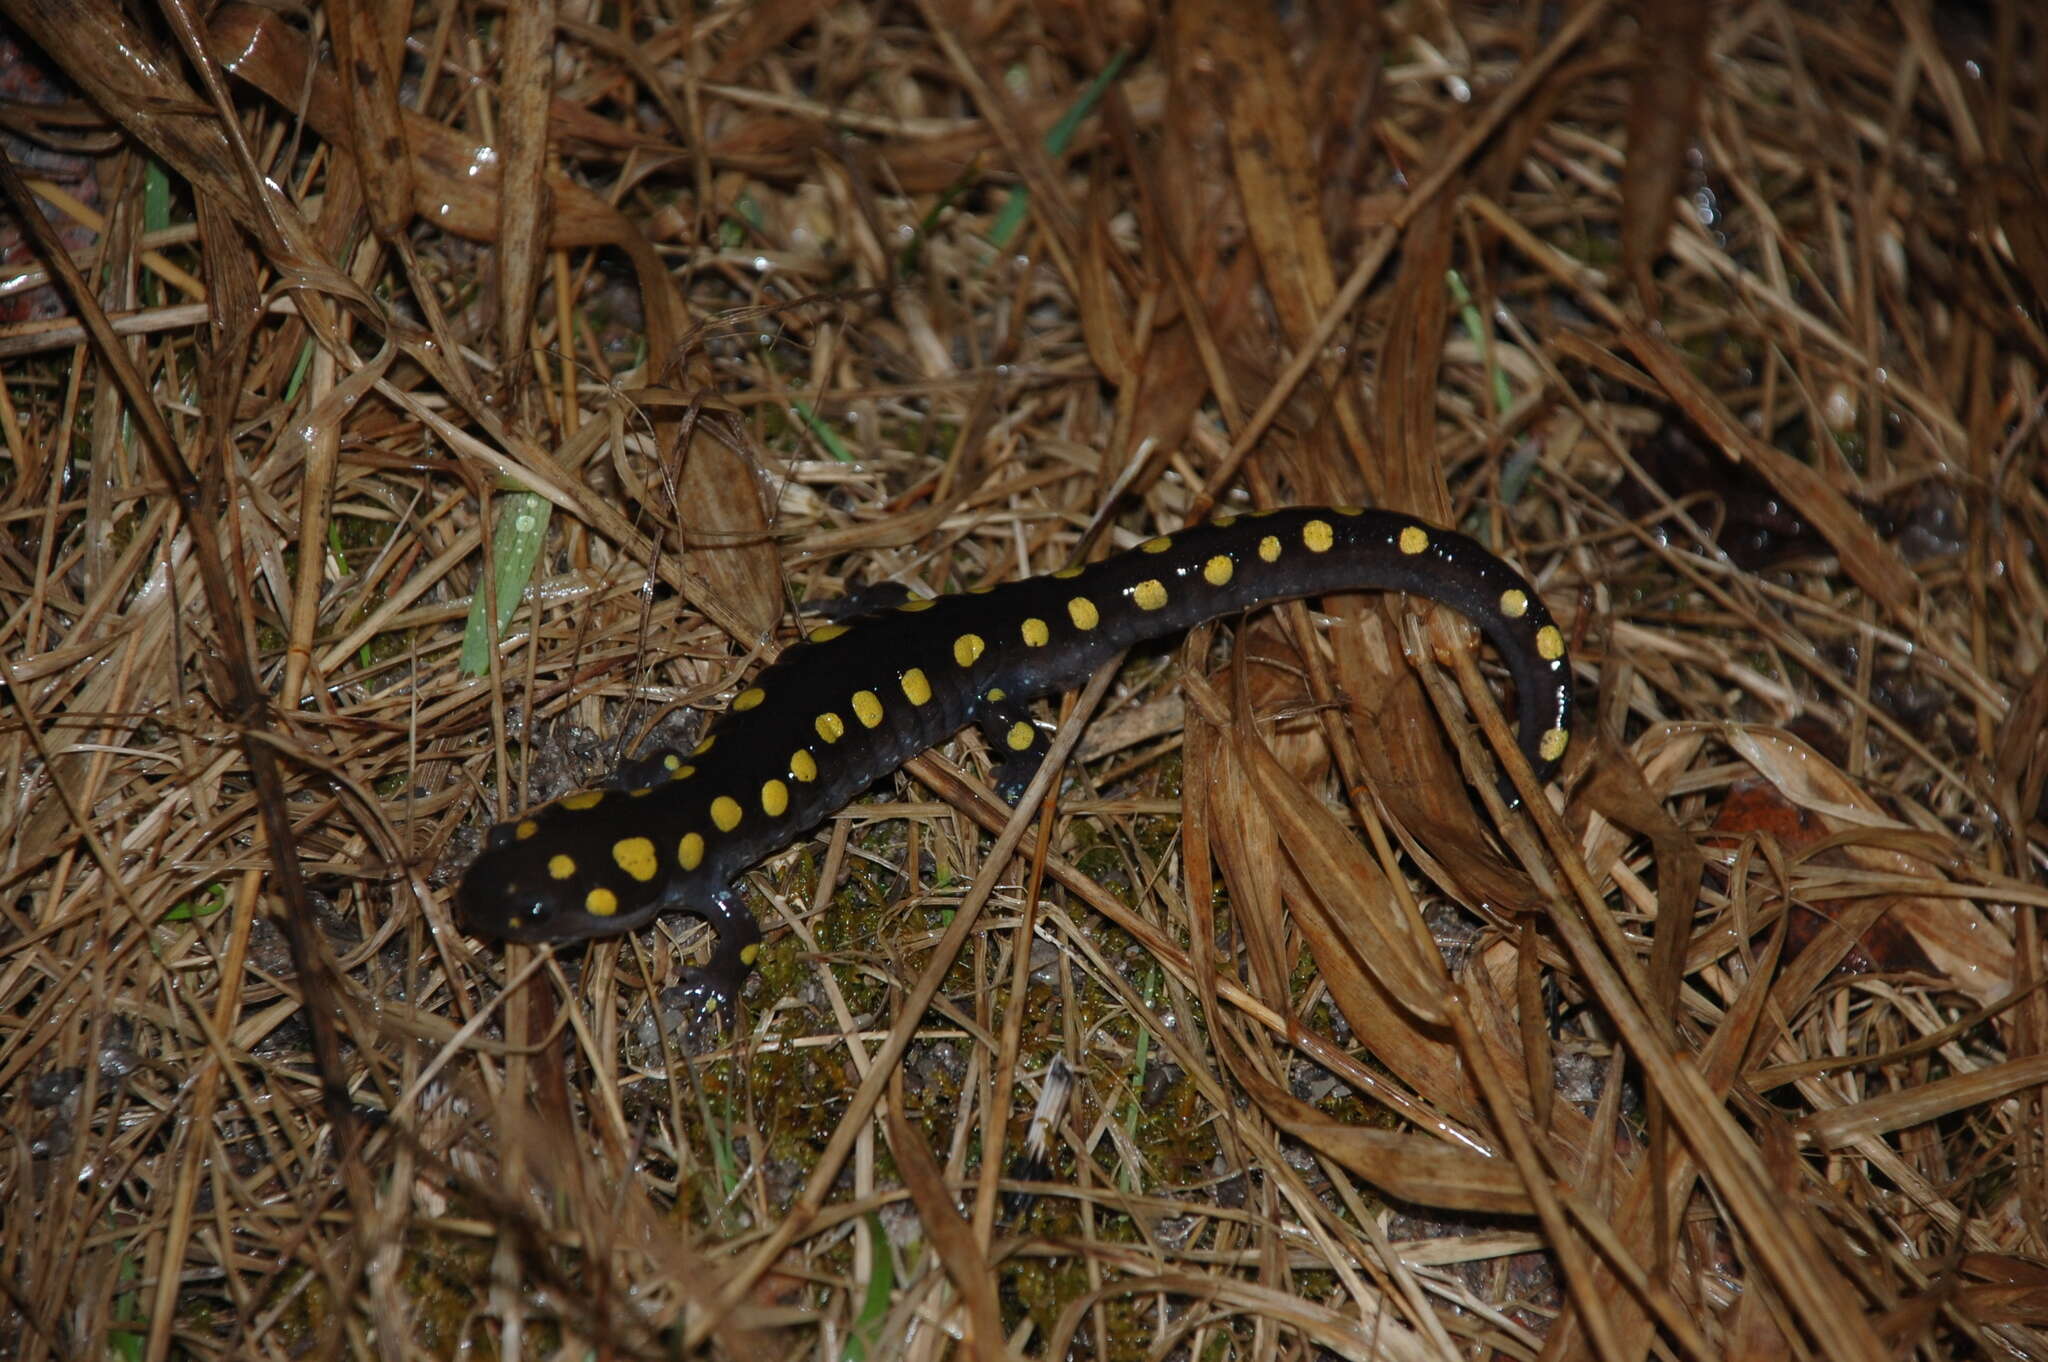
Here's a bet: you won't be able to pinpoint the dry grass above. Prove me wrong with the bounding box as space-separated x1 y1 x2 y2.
3 0 2046 1358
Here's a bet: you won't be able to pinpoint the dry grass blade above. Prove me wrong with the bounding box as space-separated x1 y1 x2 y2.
209 5 782 643
1799 1051 2048 1149
3 3 2044 1360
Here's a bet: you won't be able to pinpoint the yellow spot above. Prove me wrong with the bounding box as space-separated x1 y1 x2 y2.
547 853 577 880
1335 504 1364 515
901 668 932 706
852 690 884 727
785 752 816 785
613 837 658 882
661 753 683 773
673 764 696 781
1500 589 1529 619
1141 536 1173 553
678 833 704 871
561 791 603 812
1303 519 1334 552
1537 625 1566 661
1398 525 1429 555
954 633 986 667
628 787 653 798
1213 512 1238 527
1053 565 1085 579
1539 728 1570 762
1068 597 1099 630
711 796 742 832
514 820 538 840
1021 617 1050 647
986 687 1006 702
809 623 849 643
740 942 760 966
1203 555 1234 586
1133 579 1167 610
693 735 716 756
898 598 935 612
1007 720 1037 751
585 887 618 916
761 779 789 817
816 712 846 743
1258 535 1281 562
733 686 765 712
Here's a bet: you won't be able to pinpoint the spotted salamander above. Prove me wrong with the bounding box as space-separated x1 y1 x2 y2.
456 507 1573 1014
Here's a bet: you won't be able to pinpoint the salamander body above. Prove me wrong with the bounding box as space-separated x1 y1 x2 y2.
455 507 1573 1012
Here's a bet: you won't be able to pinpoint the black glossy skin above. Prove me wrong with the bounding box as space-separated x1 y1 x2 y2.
455 508 1573 1012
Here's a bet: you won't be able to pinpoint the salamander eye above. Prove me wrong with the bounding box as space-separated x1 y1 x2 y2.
481 885 568 941
507 895 559 937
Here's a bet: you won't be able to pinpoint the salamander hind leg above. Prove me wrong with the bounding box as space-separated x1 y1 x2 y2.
976 697 1054 804
658 887 763 1040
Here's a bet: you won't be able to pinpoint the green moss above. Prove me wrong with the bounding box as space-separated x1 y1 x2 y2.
398 1227 511 1353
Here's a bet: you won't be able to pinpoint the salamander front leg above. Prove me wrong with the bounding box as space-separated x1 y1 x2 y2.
610 746 690 791
660 886 762 1035
804 580 916 624
976 697 1055 805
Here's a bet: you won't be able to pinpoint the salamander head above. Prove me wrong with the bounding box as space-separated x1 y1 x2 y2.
454 818 663 943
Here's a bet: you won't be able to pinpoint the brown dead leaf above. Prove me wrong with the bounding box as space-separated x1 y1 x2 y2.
1332 614 1547 914
1237 698 1448 1028
1621 2 1713 307
1183 662 1294 1006
326 0 414 241
1720 725 2015 1005
1185 0 1338 342
1216 1012 1535 1215
1375 194 1456 519
492 0 558 369
709 0 834 83
1183 666 1479 1123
